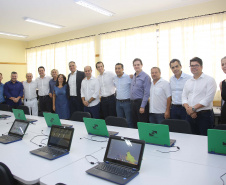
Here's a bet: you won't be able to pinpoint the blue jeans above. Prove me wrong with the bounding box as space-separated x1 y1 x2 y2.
186 110 214 136
170 105 187 120
149 113 165 124
116 100 133 128
84 103 100 119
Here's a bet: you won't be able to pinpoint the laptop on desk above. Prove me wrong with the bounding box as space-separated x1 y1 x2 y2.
0 114 11 119
137 122 176 147
30 125 74 160
43 112 73 128
83 117 118 137
208 129 226 156
0 119 30 144
86 135 145 185
12 109 37 123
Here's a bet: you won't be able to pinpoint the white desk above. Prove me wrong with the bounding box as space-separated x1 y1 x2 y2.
40 145 226 185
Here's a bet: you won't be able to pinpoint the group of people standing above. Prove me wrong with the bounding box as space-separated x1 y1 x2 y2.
0 56 225 136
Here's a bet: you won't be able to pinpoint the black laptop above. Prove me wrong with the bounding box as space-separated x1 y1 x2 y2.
0 119 30 144
86 136 145 185
0 114 11 119
30 125 74 160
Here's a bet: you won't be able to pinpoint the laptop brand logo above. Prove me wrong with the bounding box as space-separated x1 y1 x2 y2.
18 113 21 117
50 118 54 123
149 130 157 137
223 142 226 146
93 124 98 129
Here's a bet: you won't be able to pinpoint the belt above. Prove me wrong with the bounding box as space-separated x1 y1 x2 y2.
117 99 130 103
25 98 37 102
39 95 49 97
172 104 183 107
101 94 115 100
197 109 211 115
130 99 142 103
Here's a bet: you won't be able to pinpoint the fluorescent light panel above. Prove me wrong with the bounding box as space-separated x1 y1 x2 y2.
0 31 28 38
75 0 114 16
24 17 63 29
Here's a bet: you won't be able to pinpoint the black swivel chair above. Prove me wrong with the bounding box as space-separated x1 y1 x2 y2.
70 111 91 122
0 162 16 185
160 119 192 134
17 105 30 115
214 124 226 130
105 116 128 128
0 104 11 112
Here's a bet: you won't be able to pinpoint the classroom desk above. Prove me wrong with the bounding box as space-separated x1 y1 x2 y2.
0 111 137 184
40 143 226 185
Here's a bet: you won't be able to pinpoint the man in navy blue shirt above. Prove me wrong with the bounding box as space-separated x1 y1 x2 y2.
4 71 23 108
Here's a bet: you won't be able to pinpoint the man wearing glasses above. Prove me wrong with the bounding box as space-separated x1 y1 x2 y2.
169 59 192 120
182 57 216 136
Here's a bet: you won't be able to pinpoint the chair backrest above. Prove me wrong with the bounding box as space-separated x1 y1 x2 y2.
70 111 91 122
105 116 128 128
17 105 30 115
0 162 15 185
214 124 226 130
160 119 192 134
0 104 11 112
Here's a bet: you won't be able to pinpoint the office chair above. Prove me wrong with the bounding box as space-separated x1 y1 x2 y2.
17 105 30 115
214 124 226 130
105 116 128 128
160 119 192 134
0 104 11 112
70 111 91 122
0 162 16 185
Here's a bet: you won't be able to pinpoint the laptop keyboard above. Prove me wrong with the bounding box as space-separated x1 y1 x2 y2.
95 163 136 178
38 147 65 156
1 135 20 141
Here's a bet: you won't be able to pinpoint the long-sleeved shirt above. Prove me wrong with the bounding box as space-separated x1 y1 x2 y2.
0 83 5 103
23 81 38 100
81 76 100 107
130 71 151 108
97 71 115 97
35 76 52 96
49 79 57 94
182 73 217 112
114 73 132 100
4 81 23 106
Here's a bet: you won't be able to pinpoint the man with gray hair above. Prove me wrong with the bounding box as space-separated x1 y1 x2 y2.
67 61 85 116
23 73 38 116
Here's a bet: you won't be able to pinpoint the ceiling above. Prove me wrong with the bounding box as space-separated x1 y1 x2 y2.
0 0 211 41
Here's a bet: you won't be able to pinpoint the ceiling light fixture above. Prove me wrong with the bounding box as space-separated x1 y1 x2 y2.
74 0 114 16
24 17 63 29
0 31 28 38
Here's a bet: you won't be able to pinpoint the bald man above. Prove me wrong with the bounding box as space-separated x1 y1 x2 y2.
23 73 38 116
81 66 100 119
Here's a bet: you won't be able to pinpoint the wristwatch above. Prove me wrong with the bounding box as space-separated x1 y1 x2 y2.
192 107 197 112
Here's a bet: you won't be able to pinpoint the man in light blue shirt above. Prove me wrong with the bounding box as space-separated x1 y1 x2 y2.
169 59 192 120
114 63 133 128
0 73 5 104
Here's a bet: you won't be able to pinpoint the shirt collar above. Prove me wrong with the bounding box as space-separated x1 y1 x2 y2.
173 71 185 79
71 70 77 75
85 76 94 80
134 70 144 77
10 80 18 84
117 73 125 78
192 72 204 80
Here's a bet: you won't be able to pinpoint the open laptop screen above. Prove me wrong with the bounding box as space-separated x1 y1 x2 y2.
9 120 29 136
48 126 74 151
104 136 145 170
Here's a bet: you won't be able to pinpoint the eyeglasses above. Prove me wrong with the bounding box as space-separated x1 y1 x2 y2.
189 64 200 68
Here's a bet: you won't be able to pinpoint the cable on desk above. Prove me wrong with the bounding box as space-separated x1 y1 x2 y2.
80 136 108 142
220 173 226 185
156 146 180 153
30 135 48 147
85 155 100 165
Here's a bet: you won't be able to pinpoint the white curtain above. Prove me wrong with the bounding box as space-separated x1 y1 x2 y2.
100 26 158 75
26 36 95 79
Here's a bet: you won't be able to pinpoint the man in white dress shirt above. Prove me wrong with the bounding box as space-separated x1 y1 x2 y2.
96 61 116 119
35 66 52 113
182 57 217 136
169 59 192 120
149 67 171 124
81 66 100 119
23 73 38 116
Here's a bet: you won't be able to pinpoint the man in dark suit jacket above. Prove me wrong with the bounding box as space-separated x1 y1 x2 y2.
67 61 85 116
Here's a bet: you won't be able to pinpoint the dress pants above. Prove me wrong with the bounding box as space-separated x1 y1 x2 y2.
39 95 52 113
101 94 116 119
84 103 100 119
24 98 38 116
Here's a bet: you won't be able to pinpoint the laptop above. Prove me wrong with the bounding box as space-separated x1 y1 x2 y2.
0 119 30 144
137 122 176 147
86 135 145 185
83 117 118 137
43 112 73 128
0 114 11 119
12 109 37 123
208 129 226 156
30 125 74 160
